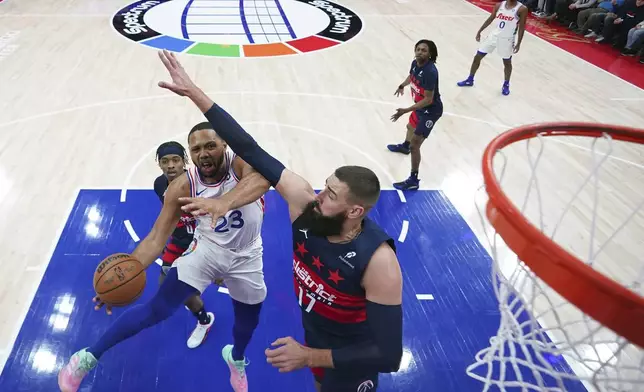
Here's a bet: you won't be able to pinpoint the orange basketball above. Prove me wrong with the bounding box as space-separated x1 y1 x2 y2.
93 253 146 306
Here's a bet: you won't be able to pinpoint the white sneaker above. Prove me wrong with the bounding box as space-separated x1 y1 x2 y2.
187 312 215 348
584 32 597 38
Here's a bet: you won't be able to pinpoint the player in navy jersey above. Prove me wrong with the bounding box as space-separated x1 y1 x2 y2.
154 141 214 349
387 39 442 191
157 50 403 392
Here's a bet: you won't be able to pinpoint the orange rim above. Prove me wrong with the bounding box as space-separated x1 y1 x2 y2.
482 122 644 349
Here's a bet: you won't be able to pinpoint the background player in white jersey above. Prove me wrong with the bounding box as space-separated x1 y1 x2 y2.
58 122 270 392
457 0 528 95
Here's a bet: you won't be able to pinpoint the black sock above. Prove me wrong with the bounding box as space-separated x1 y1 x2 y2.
411 171 418 180
402 141 410 148
193 307 211 325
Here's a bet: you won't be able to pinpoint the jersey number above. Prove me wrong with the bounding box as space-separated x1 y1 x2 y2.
186 225 194 234
298 286 316 313
499 21 506 28
214 210 244 233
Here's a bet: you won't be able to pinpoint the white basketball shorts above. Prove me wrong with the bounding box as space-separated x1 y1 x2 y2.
172 233 267 305
478 34 515 59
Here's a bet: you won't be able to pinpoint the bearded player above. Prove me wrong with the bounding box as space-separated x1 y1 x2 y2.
58 123 270 392
457 0 528 95
154 141 214 349
158 50 403 392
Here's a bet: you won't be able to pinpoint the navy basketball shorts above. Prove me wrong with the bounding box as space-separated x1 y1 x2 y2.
311 367 378 392
160 242 187 276
408 109 442 138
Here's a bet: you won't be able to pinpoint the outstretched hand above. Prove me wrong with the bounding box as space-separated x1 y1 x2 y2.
157 49 198 97
93 295 113 316
179 197 231 228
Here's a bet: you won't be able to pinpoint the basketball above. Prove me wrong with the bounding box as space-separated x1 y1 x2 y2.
93 253 146 306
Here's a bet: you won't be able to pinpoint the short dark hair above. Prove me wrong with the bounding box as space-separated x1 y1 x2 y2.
155 141 188 162
334 166 381 208
188 121 214 142
415 39 438 63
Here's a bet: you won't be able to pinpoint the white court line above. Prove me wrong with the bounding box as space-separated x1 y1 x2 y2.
363 14 483 17
461 0 644 93
416 294 435 300
123 220 140 242
609 97 644 101
119 121 407 204
0 91 511 130
0 14 110 18
0 188 81 374
398 220 409 242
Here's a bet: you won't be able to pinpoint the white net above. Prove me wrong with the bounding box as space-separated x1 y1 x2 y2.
466 130 644 392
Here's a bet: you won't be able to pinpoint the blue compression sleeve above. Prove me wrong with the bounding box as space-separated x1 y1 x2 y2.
203 104 285 187
331 301 403 373
87 268 198 359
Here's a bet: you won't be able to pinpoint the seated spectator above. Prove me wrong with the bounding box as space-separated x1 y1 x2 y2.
549 0 597 28
612 0 644 48
621 21 644 55
584 0 642 43
574 0 625 34
533 0 557 17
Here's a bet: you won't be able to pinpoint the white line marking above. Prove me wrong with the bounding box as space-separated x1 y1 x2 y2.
0 14 110 18
0 91 511 131
416 294 435 300
398 220 409 242
24 265 43 272
123 220 140 242
609 97 644 101
120 121 407 204
155 258 162 266
218 287 230 294
0 188 81 374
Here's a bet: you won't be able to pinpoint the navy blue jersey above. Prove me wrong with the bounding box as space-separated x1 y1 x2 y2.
292 216 396 349
409 59 442 113
153 173 196 249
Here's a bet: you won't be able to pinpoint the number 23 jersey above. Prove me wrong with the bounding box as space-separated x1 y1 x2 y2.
186 147 265 251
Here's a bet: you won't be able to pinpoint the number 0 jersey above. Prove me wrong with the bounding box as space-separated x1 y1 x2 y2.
492 1 522 38
186 147 265 251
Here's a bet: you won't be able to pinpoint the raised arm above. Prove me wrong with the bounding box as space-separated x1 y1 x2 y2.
157 50 315 221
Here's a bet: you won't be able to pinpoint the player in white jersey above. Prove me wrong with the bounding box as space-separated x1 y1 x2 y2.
58 122 270 392
457 0 528 95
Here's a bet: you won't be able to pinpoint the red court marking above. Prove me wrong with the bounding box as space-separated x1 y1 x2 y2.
467 0 644 89
287 36 340 52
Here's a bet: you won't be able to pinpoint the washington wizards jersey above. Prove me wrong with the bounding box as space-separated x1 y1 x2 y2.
153 172 196 249
409 59 442 114
291 216 396 349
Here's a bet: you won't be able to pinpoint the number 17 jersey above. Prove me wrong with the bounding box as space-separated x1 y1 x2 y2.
186 147 265 251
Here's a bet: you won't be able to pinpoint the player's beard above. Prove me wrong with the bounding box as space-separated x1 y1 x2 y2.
297 200 346 237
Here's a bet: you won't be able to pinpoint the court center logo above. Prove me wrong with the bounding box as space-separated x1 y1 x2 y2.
112 0 362 57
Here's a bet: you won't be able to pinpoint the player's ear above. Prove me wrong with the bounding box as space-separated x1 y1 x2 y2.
347 204 365 219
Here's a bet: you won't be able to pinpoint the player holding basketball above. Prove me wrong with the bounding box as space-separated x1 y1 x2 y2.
154 141 214 349
386 39 443 191
156 50 403 392
58 124 271 392
457 0 528 95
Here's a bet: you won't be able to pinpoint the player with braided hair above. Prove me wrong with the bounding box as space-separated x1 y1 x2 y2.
154 140 215 348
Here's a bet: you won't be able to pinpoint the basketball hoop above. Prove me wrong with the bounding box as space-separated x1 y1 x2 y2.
466 122 644 391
